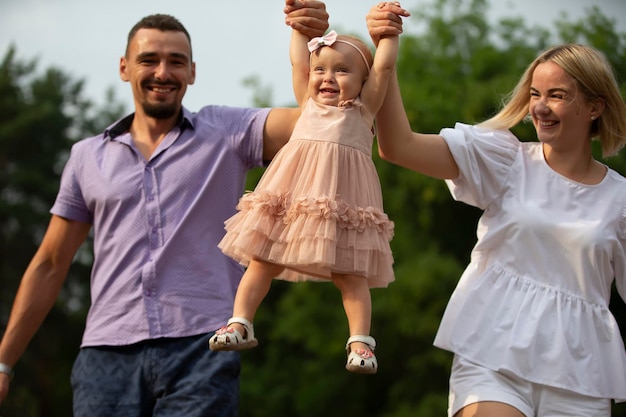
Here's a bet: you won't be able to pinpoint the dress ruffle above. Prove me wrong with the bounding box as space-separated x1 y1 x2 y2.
219 97 395 288
219 190 394 288
435 259 626 401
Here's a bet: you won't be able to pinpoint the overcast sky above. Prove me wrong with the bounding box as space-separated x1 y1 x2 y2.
1 0 624 113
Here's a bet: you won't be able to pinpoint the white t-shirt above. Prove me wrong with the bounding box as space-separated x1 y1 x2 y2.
435 123 626 401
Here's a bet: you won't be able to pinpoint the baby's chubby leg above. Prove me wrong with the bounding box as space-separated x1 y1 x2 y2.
209 260 284 351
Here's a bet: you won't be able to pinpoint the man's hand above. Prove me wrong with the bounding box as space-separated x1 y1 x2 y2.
284 0 329 39
366 2 410 46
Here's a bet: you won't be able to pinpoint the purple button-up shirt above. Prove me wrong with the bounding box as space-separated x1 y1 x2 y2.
51 105 270 347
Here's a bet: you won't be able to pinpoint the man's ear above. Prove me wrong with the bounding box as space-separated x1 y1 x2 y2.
189 61 196 85
120 56 129 82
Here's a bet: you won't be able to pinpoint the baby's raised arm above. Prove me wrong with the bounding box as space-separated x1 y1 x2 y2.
367 2 460 179
360 3 406 115
290 29 311 108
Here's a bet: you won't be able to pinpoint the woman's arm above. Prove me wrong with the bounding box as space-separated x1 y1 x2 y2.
365 3 459 179
375 72 459 179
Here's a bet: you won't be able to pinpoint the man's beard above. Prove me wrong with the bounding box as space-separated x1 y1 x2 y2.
142 101 178 119
140 78 182 119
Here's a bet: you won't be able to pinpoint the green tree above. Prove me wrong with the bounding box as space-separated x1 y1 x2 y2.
0 46 124 416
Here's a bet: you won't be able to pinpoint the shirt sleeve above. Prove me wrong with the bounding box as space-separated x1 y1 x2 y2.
50 140 93 224
440 122 520 210
202 105 270 170
616 205 626 303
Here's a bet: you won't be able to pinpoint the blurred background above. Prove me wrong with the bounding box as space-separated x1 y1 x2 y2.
2 0 624 110
1 0 625 415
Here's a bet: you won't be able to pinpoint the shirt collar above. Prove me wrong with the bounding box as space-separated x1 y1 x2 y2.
104 107 194 140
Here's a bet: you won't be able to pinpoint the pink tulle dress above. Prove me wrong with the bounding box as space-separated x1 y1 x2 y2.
218 97 395 288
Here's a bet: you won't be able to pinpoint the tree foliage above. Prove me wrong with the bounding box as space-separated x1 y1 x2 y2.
1 0 625 415
0 46 124 416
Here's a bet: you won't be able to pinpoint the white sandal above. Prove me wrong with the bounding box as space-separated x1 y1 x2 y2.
345 335 377 374
208 317 258 351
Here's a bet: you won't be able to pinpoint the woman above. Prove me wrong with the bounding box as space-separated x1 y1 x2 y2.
367 4 626 416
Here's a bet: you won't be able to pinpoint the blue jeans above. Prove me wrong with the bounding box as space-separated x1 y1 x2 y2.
71 333 240 417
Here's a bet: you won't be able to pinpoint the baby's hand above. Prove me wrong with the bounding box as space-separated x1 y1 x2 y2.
366 1 410 45
377 1 403 10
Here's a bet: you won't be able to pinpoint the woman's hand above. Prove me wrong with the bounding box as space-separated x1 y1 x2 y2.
366 2 410 46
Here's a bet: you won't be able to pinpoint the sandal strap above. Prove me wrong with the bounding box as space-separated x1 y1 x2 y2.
226 317 255 340
345 335 376 351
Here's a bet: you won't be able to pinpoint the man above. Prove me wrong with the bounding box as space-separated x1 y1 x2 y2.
0 3 328 416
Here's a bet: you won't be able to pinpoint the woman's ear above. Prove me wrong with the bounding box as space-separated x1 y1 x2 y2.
590 98 606 120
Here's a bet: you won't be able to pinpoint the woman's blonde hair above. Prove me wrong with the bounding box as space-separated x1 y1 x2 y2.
480 44 626 157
